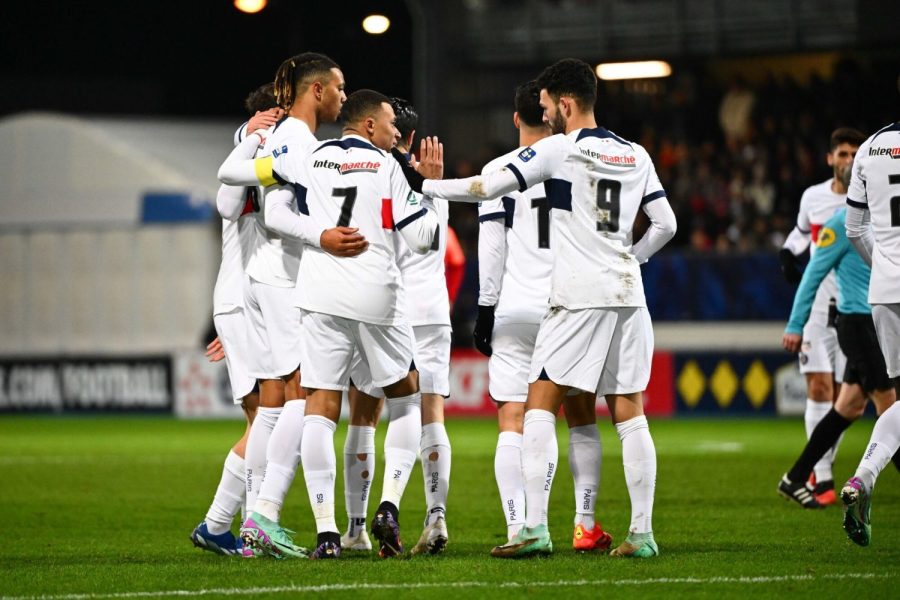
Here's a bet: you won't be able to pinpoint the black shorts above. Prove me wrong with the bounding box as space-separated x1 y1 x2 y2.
836 313 893 393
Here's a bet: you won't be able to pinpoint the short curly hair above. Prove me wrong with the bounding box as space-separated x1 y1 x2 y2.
535 58 597 111
244 82 278 115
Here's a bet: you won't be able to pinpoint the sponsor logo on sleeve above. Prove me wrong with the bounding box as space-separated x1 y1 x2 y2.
407 190 419 206
272 145 289 158
518 147 536 162
817 227 836 248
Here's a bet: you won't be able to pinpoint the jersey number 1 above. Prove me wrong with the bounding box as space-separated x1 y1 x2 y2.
333 187 357 227
531 197 550 248
890 175 900 227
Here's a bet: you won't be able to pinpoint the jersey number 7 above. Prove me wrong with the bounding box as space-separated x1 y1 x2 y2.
333 187 357 227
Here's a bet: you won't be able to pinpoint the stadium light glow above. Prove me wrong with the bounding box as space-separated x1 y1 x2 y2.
362 14 391 35
234 0 266 14
595 61 672 81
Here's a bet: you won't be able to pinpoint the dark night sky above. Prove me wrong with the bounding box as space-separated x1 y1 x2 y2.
0 0 413 119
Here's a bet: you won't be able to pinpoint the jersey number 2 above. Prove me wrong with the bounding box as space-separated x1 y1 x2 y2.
333 187 357 227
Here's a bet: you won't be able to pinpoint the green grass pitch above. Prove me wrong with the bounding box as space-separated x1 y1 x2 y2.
0 416 898 599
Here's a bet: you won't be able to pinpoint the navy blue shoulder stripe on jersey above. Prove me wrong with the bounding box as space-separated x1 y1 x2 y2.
872 122 900 140
396 207 428 230
640 190 667 206
238 121 248 143
272 115 290 133
576 126 632 147
272 170 288 186
314 137 385 155
847 198 868 209
505 163 528 192
478 211 506 223
292 183 309 215
544 178 572 211
797 227 811 234
502 197 515 228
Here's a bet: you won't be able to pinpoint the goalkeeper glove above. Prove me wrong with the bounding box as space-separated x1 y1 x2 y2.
473 304 496 357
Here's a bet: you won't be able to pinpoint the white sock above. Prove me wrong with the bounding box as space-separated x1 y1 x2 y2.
855 402 900 491
569 424 600 530
806 399 834 482
522 409 557 529
420 422 451 525
617 415 656 535
244 406 282 516
380 393 421 508
255 399 305 522
205 450 246 535
301 415 338 534
344 425 376 534
494 431 525 540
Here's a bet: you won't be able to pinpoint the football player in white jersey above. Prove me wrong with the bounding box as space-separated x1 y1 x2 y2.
190 85 281 557
399 59 677 558
477 81 612 554
779 127 866 503
217 53 363 559
336 97 454 556
286 90 442 559
842 117 900 546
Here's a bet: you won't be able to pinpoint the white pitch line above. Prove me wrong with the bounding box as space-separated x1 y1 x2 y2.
1 572 894 600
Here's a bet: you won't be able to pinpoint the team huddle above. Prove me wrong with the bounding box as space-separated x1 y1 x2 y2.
192 50 678 561
190 49 900 559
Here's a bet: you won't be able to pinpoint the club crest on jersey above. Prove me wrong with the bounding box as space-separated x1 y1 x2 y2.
518 147 536 162
272 145 288 158
868 146 900 159
817 227 836 248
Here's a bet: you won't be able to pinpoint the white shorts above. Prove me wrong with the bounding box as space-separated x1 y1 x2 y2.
412 324 451 396
489 321 539 403
528 306 653 396
213 309 256 402
872 303 900 378
799 318 846 383
243 275 303 380
300 310 414 392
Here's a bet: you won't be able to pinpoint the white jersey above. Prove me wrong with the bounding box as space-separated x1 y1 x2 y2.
783 178 845 318
396 197 451 326
243 117 317 288
503 128 664 308
848 123 900 303
213 127 264 314
478 147 553 325
291 134 439 325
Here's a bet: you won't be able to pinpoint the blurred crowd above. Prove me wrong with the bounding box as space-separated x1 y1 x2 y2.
446 58 899 340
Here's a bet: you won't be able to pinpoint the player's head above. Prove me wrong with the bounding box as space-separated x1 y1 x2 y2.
514 80 548 130
244 83 278 115
273 52 346 121
536 58 597 134
827 127 866 185
341 89 399 152
389 97 418 153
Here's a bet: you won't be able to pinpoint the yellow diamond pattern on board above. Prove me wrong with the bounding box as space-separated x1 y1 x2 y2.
743 360 771 409
710 361 738 409
677 360 705 408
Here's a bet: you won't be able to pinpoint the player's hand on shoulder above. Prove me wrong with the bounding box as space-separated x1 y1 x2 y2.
473 304 496 357
781 332 802 354
320 226 369 258
205 337 226 362
247 108 283 135
415 136 444 180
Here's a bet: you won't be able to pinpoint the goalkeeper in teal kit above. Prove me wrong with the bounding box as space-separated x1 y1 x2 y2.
777 208 896 512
